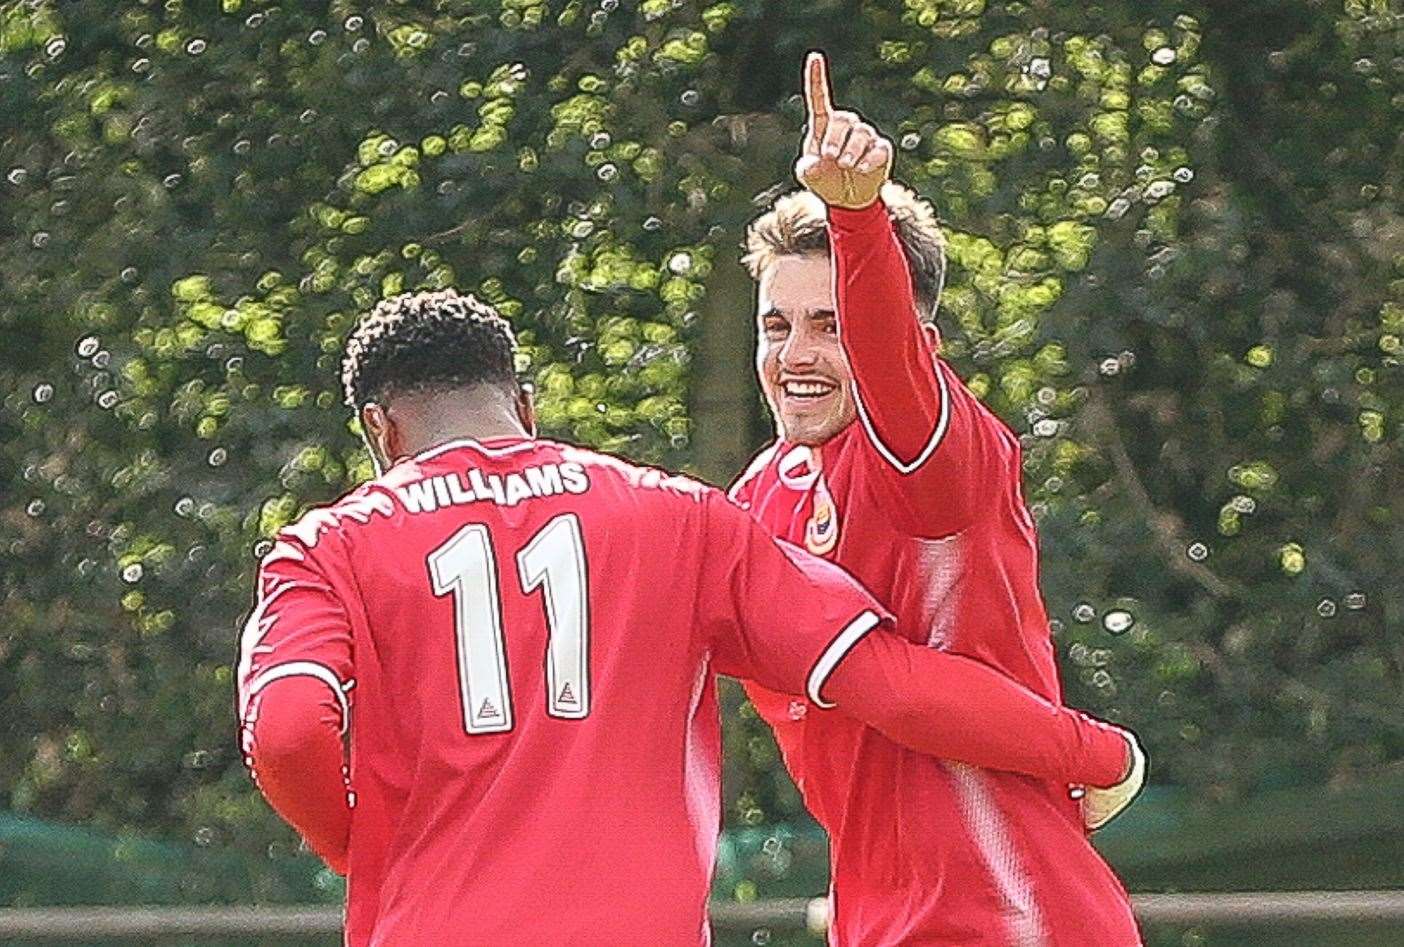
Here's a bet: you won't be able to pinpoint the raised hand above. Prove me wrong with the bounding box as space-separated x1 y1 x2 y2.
793 51 893 210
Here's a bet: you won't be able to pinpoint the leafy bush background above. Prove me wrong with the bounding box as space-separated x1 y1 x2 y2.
1 0 1400 897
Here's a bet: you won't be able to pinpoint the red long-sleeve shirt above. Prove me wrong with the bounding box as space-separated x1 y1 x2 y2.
734 199 1142 946
238 438 1129 944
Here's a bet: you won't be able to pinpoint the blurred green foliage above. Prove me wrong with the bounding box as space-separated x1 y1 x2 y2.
0 0 1400 909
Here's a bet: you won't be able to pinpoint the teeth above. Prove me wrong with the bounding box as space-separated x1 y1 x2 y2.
784 381 833 396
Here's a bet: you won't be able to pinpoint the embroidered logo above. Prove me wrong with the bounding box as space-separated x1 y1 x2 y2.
805 477 839 555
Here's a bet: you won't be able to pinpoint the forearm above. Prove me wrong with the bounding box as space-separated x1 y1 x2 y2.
823 631 1129 786
830 200 945 462
241 675 352 873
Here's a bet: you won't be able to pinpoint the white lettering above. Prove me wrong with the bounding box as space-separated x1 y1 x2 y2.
396 479 439 514
486 473 507 505
469 468 494 502
561 462 590 494
525 464 564 497
504 473 532 506
394 464 593 515
446 472 476 505
431 476 452 508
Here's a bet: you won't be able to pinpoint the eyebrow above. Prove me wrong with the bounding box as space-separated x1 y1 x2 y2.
758 308 835 321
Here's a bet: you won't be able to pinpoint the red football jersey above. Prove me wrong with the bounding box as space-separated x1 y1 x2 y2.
732 201 1140 946
236 436 888 946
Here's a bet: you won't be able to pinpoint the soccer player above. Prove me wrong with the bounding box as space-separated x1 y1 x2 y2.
730 52 1145 945
236 290 1140 945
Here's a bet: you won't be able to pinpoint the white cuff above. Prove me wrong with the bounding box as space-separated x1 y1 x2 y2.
806 610 882 708
245 661 352 734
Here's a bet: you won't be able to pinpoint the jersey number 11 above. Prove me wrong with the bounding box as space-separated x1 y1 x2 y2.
428 513 590 734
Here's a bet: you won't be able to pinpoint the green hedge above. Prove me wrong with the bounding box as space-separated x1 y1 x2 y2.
1 0 1400 904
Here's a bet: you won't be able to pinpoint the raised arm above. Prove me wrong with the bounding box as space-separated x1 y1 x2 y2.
796 52 1012 534
794 53 940 460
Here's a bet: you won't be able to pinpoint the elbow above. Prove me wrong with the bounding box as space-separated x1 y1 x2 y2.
251 713 327 767
243 678 343 770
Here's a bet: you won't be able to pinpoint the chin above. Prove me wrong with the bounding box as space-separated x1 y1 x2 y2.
781 417 846 447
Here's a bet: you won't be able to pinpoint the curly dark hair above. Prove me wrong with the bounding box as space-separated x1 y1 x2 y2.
742 182 946 321
340 289 518 410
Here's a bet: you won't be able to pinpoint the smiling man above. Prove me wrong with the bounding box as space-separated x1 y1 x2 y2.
729 53 1145 945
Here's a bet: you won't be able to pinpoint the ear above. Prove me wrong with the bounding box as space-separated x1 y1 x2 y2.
515 384 537 437
360 403 398 473
920 320 941 355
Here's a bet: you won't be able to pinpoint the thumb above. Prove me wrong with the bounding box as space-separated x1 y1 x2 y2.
794 154 823 185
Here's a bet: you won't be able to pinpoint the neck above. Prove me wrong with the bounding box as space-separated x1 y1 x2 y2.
392 390 531 460
406 419 529 455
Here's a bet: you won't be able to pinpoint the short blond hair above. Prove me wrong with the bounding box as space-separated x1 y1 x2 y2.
742 182 946 320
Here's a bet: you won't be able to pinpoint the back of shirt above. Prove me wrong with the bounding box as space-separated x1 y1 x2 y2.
236 437 886 946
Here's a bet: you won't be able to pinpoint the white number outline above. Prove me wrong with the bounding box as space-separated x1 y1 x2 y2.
517 513 591 720
428 514 591 734
428 524 514 734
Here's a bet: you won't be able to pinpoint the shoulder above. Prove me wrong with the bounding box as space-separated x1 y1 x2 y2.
551 441 720 507
264 483 398 571
727 441 782 505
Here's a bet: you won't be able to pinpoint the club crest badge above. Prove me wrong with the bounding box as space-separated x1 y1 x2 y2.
805 478 839 555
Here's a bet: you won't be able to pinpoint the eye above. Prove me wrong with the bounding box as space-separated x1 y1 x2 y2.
761 314 789 339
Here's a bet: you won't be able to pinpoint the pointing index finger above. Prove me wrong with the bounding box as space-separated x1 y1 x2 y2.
805 50 834 147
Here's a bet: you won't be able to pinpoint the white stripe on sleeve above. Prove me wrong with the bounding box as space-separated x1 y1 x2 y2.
851 356 952 475
245 661 353 734
806 610 882 709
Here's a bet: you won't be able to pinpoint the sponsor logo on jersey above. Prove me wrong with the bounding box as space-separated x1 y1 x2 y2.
805 477 839 555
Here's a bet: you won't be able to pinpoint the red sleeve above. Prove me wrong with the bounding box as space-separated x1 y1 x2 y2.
821 632 1130 786
830 201 1017 536
236 528 357 872
701 493 890 698
723 470 818 786
236 536 355 728
242 676 352 873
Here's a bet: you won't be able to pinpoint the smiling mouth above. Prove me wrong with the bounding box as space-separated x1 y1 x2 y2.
781 379 838 403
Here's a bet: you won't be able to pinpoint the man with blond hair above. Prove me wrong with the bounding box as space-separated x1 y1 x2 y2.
730 52 1144 945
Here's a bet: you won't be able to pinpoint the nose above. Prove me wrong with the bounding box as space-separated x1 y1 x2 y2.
778 322 818 370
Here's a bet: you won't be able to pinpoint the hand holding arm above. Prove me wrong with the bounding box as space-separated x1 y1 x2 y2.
705 496 1134 792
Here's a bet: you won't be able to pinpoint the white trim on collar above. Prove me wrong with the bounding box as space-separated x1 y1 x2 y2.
776 445 821 489
412 437 539 463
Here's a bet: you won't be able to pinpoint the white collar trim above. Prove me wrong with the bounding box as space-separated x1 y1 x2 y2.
412 437 538 463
